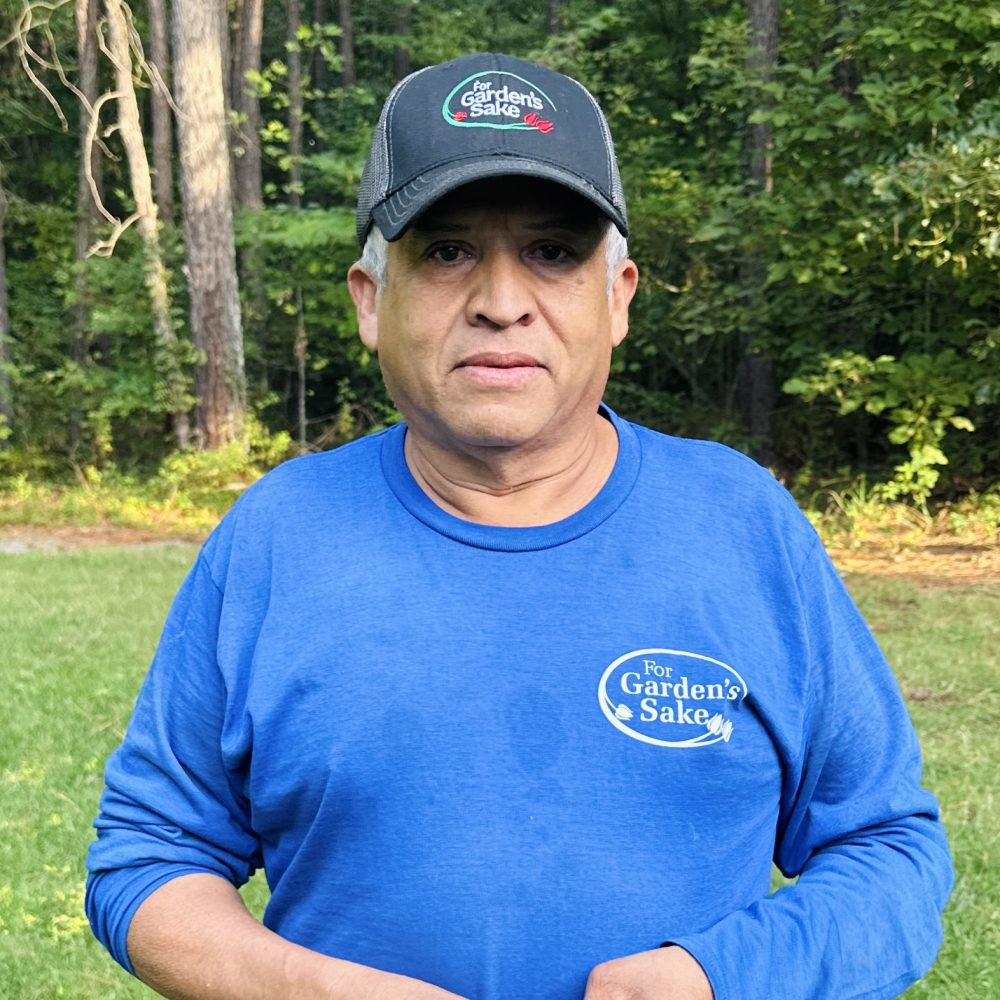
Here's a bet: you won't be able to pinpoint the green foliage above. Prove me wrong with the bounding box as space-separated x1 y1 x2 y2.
785 350 978 502
1 0 998 501
157 415 293 508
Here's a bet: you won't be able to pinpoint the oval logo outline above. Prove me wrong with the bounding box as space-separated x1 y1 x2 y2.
598 647 749 748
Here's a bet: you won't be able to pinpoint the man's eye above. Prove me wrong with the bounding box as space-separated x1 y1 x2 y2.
532 243 573 263
428 244 468 263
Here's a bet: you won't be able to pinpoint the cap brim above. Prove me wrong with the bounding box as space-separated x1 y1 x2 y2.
371 157 628 241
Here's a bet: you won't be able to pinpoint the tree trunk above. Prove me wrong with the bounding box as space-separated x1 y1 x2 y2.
0 176 12 449
288 0 304 206
231 0 266 407
311 0 328 91
745 0 778 193
173 0 246 449
738 0 779 461
288 0 307 453
231 0 263 211
546 0 561 35
338 0 354 87
147 0 174 226
104 0 190 448
392 2 410 81
71 0 100 456
833 0 858 101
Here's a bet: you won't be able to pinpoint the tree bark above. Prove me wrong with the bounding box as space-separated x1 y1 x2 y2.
173 0 246 449
833 0 858 101
546 0 561 36
288 0 307 453
392 2 410 82
231 0 266 408
71 0 100 456
311 0 328 91
0 176 12 449
147 0 173 225
104 0 190 448
738 0 779 461
231 0 263 211
338 0 354 87
745 0 778 192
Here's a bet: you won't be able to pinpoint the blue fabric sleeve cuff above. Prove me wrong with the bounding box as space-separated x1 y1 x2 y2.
85 864 233 974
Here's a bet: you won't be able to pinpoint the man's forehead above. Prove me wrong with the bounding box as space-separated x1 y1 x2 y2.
409 178 607 237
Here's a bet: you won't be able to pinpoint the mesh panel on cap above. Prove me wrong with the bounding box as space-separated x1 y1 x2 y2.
356 67 436 246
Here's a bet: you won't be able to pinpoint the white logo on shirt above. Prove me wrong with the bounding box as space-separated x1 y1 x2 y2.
598 647 748 748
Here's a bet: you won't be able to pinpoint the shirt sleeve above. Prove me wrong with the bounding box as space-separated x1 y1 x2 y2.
668 542 953 1000
85 551 261 973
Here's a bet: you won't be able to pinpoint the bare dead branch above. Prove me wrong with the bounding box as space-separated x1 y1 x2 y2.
12 2 71 130
85 90 124 225
87 210 141 257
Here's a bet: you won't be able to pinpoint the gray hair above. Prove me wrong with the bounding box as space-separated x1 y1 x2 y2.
356 222 629 297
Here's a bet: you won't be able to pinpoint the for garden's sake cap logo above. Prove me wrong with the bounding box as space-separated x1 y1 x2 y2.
598 648 749 748
442 71 556 133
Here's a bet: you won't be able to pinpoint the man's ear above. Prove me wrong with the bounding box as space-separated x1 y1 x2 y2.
348 264 379 353
610 259 639 348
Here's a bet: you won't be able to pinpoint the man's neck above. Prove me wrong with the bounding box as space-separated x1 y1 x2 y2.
403 414 620 527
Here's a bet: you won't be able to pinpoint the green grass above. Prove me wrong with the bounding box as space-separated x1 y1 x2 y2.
0 548 997 998
848 574 1000 999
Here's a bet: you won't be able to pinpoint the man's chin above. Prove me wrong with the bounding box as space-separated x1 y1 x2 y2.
428 414 552 454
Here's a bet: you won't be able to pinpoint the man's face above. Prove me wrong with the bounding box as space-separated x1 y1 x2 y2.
349 179 638 457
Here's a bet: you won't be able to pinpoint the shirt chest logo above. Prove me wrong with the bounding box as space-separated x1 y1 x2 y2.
598 647 749 748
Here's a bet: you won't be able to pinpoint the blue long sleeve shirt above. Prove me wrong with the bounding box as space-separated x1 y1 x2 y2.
86 411 952 999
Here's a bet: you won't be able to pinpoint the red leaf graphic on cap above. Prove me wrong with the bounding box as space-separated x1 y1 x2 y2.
536 119 554 133
524 112 539 126
452 111 468 122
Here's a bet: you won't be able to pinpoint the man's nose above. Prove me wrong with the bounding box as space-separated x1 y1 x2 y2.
465 251 535 330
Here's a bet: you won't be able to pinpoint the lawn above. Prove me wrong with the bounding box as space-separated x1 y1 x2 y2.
0 544 997 998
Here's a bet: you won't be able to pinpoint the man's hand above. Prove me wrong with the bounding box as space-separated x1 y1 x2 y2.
128 873 469 1000
584 946 713 1000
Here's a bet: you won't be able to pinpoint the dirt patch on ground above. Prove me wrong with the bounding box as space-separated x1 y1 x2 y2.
0 524 202 554
828 542 1000 587
2 524 999 586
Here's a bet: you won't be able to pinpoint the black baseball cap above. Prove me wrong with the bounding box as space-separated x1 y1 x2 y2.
356 53 628 247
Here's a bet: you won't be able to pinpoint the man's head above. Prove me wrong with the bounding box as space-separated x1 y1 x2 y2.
348 54 638 459
355 52 628 250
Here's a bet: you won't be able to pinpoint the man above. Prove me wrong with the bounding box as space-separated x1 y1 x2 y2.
86 53 952 1000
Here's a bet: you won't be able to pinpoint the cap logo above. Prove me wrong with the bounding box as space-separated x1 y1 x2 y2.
442 71 556 133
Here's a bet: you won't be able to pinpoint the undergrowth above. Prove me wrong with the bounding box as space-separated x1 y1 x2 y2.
0 420 294 536
799 478 1000 551
2 448 998 551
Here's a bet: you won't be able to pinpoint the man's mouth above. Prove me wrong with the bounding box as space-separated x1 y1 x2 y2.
457 352 543 369
455 352 544 387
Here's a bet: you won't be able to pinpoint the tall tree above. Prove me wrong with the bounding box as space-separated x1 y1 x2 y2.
738 0 779 459
338 0 354 87
172 0 246 448
0 172 11 450
146 0 174 225
231 0 264 211
71 0 101 455
288 0 308 452
546 0 561 36
311 0 328 91
392 2 410 81
103 0 190 447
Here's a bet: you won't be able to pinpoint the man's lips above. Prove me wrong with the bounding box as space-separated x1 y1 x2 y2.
455 352 544 386
456 352 543 370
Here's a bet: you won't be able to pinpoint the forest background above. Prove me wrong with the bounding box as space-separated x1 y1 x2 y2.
0 0 999 532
